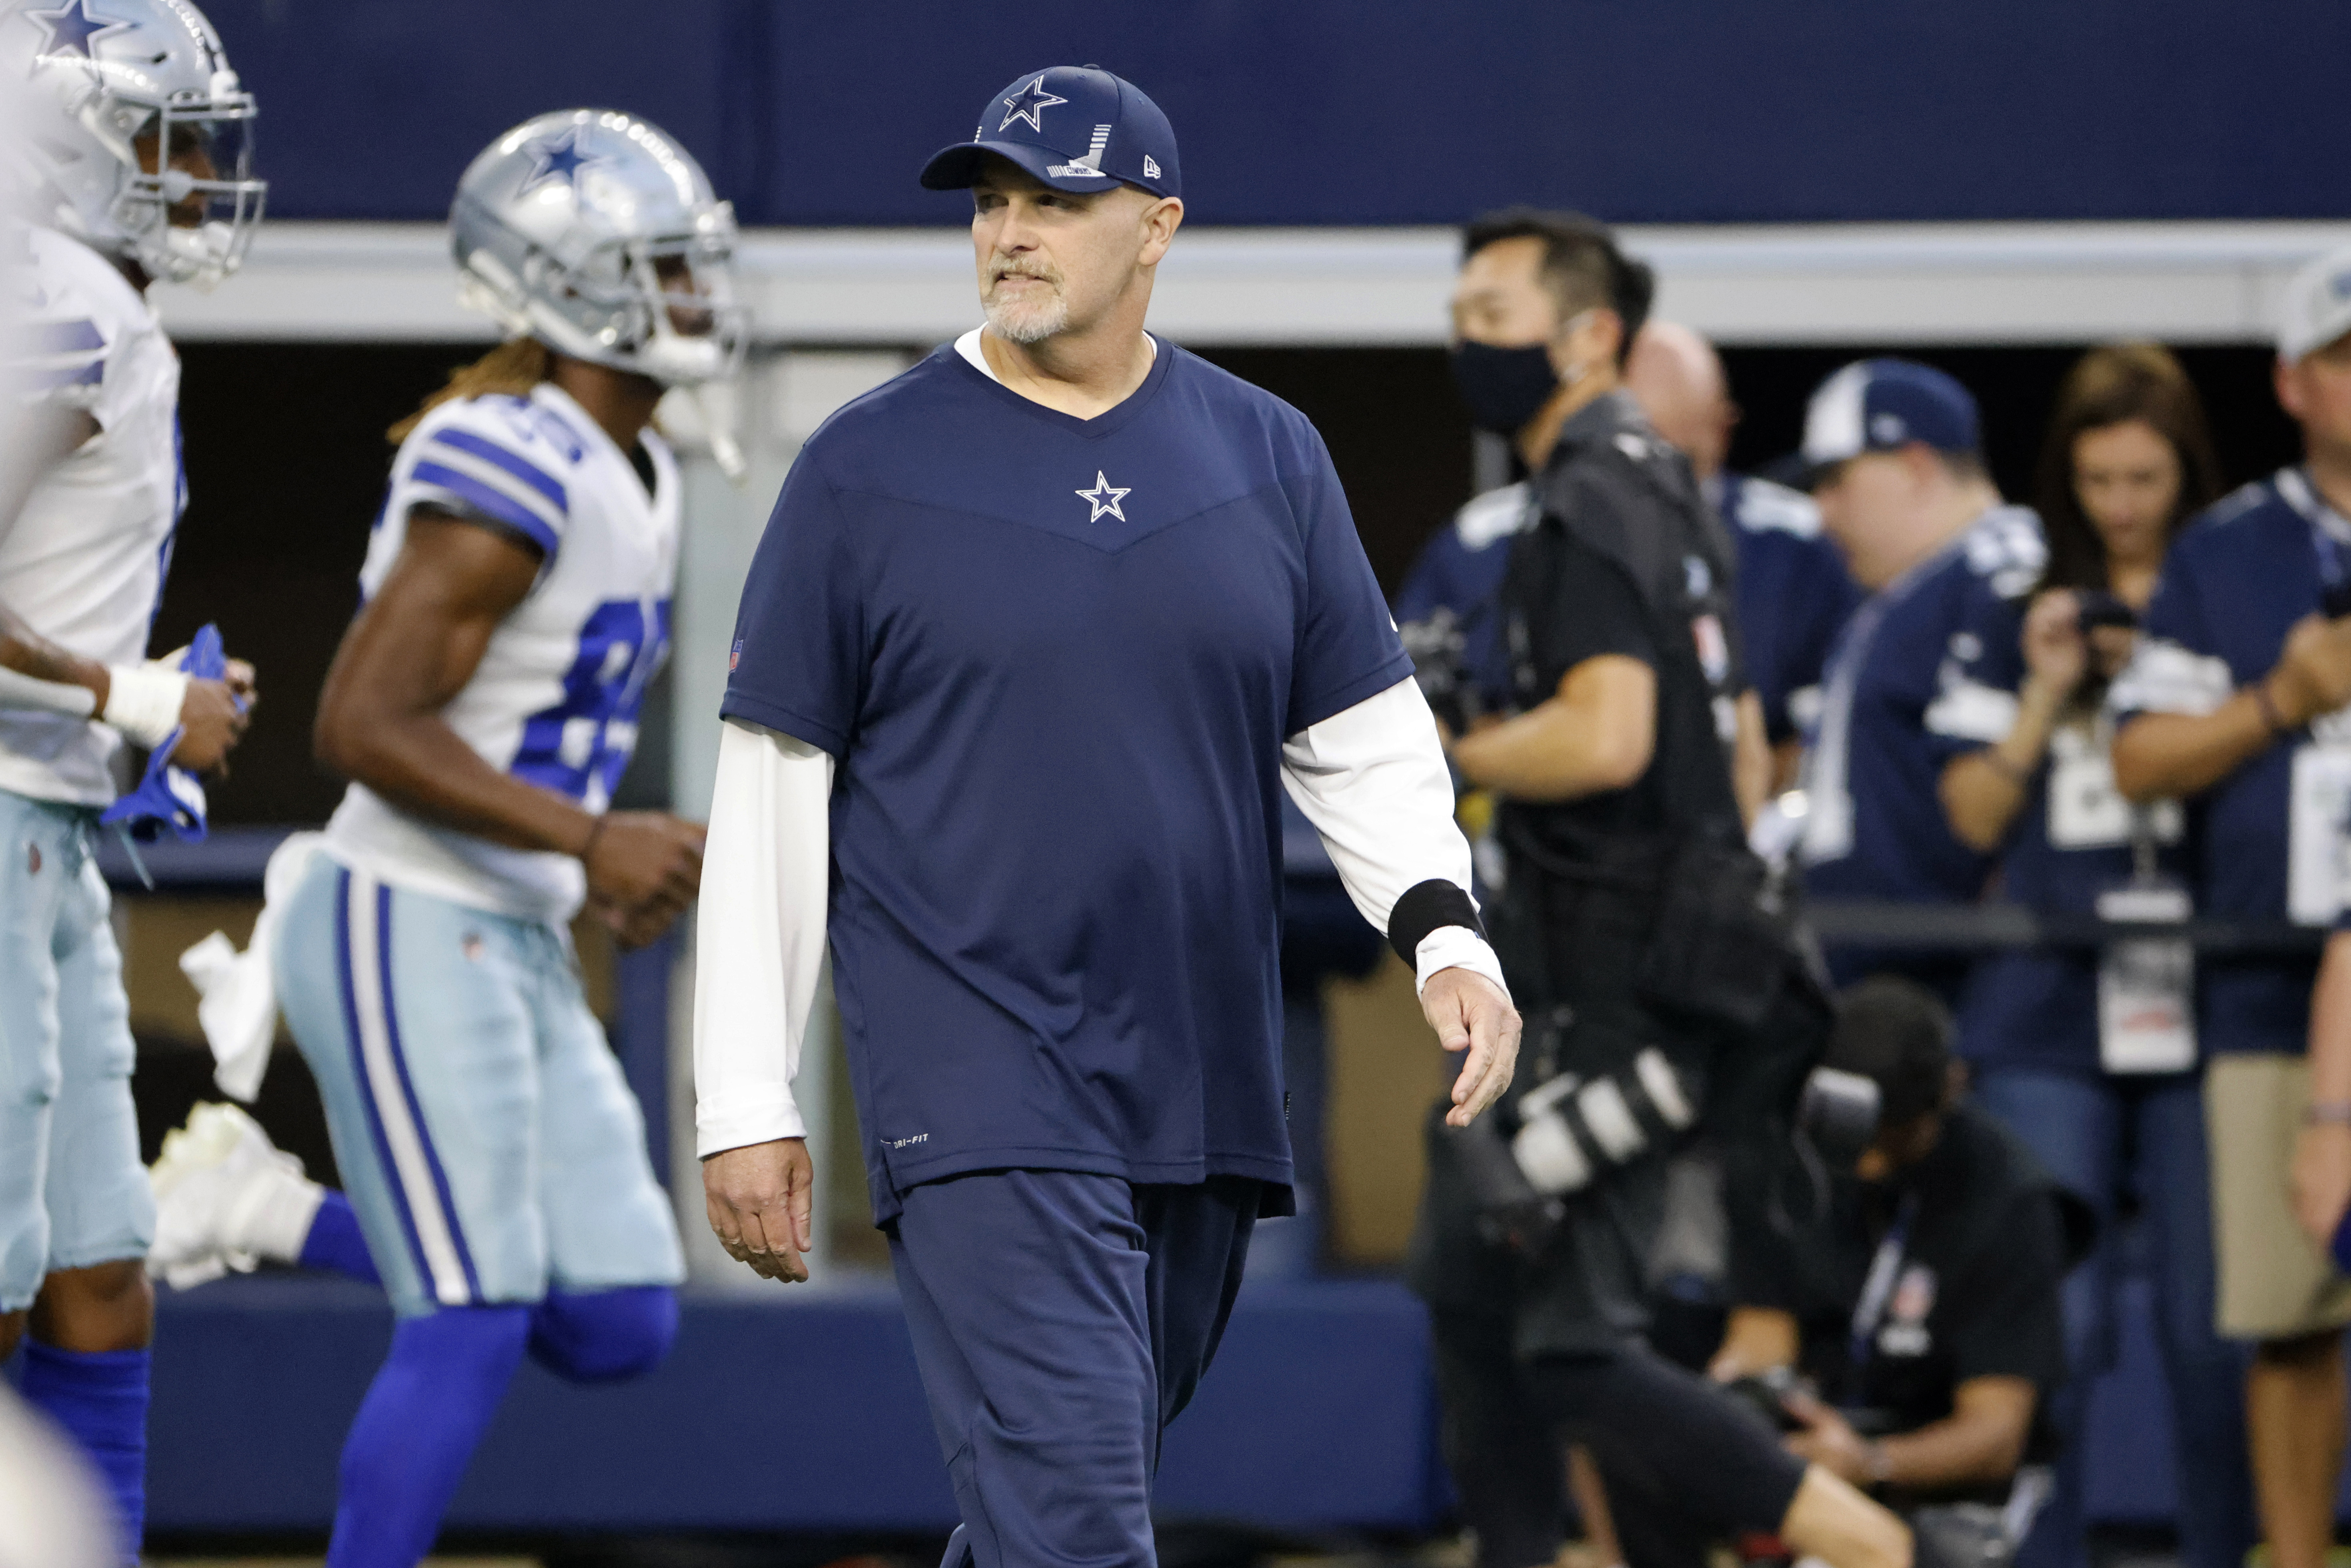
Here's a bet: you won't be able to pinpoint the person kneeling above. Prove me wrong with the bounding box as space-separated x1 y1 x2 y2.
1711 978 2091 1563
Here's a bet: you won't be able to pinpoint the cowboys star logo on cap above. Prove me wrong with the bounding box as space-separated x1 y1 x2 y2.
999 76 1067 134
1076 471 1129 522
922 65 1182 200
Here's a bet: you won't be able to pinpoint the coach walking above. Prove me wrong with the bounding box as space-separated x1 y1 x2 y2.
693 65 1519 1568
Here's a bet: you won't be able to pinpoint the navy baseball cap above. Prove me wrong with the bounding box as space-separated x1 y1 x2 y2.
920 66 1180 200
1799 358 1981 483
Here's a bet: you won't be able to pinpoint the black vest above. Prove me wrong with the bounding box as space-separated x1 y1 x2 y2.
1498 391 1748 881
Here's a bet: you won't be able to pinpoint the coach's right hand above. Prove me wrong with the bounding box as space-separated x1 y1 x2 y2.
1424 967 1520 1127
703 1137 815 1284
584 810 706 947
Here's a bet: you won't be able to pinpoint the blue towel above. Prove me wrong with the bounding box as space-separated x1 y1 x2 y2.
99 622 228 843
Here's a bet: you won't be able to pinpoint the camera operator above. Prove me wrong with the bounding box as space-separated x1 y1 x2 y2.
1408 208 1908 1568
1710 979 2085 1558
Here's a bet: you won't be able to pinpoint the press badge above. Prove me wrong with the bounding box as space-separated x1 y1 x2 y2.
2095 882 2195 1074
2048 724 2181 850
2287 737 2351 926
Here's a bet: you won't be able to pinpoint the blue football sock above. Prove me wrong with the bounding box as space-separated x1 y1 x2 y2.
19 1340 150 1558
326 1305 528 1568
527 1285 678 1383
298 1190 381 1286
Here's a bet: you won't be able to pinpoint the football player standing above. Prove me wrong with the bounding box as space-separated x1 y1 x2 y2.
0 0 262 1552
154 110 737 1566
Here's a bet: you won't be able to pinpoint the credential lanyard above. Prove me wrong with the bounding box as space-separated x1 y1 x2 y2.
2285 467 2351 615
1844 1190 1918 1402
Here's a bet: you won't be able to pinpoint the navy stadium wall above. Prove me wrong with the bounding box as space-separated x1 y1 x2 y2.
206 0 2348 227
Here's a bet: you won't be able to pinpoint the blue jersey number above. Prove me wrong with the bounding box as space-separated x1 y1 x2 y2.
513 598 671 806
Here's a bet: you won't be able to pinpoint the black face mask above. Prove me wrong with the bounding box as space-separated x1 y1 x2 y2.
1449 340 1561 437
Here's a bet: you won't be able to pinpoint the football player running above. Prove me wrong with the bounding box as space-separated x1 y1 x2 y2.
0 0 263 1552
153 110 739 1565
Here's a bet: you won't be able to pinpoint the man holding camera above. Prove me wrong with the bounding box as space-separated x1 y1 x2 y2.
1407 209 1907 1568
1710 980 2079 1554
2117 244 2351 1568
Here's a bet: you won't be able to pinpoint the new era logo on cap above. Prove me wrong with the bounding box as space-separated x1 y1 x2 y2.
921 64 1181 200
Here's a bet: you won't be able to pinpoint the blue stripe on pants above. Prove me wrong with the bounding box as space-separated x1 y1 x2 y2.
334 868 429 1292
372 881 481 1301
889 1170 1257 1568
334 866 477 1307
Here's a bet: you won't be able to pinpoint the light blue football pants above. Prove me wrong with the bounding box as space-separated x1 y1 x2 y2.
0 789 152 1312
276 854 682 1320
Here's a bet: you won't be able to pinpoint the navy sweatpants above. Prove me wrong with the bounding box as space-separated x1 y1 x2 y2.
889 1169 1260 1568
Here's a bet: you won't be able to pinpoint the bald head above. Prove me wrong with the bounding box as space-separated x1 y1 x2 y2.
1625 320 1736 481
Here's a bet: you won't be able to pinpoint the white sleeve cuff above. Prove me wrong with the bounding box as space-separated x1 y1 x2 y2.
695 1092 810 1158
1415 925 1510 1001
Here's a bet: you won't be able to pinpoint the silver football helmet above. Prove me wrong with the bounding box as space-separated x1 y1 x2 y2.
451 109 747 388
4 0 264 288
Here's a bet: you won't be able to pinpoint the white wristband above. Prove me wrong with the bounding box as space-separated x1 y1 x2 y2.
1415 925 1511 1001
101 662 189 749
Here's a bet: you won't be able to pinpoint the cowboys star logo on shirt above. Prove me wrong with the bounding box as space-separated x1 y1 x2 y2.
1076 471 1129 522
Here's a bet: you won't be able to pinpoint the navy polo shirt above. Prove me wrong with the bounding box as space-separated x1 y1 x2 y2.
722 338 1412 1219
1718 473 1860 745
2113 472 2340 1056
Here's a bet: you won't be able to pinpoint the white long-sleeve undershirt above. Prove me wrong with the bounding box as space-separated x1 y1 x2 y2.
691 675 1503 1159
692 721 835 1157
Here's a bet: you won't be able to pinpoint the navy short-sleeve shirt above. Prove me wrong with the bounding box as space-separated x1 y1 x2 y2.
1799 507 2044 908
723 338 1411 1219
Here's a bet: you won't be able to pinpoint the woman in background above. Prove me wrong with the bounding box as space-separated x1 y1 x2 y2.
1936 344 2253 1568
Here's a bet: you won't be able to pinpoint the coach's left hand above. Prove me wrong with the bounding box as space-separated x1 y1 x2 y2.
702 1137 815 1284
1422 967 1519 1127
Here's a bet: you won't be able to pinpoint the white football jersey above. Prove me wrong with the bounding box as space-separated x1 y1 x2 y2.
0 227 184 807
323 382 679 923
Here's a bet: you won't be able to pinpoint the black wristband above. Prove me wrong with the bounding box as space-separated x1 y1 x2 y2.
1387 878 1486 967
